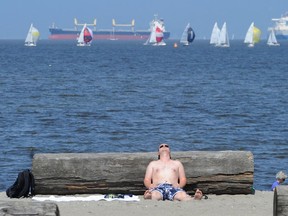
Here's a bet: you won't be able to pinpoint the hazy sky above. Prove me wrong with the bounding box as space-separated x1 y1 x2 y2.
1 0 287 40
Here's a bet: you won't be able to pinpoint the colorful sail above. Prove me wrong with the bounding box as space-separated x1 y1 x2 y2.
155 26 164 43
187 26 195 43
180 23 195 46
253 27 261 43
77 24 93 46
84 27 93 43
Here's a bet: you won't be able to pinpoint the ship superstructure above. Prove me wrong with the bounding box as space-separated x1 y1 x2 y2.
269 12 288 40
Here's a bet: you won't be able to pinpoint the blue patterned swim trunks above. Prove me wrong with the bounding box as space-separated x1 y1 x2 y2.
152 183 184 201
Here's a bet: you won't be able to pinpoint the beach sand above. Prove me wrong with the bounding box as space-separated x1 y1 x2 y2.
0 191 273 216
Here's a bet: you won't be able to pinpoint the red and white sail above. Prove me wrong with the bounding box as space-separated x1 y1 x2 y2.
145 19 166 46
155 26 164 43
77 24 93 46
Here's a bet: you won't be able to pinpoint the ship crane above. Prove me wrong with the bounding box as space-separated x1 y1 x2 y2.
112 19 135 31
74 18 97 30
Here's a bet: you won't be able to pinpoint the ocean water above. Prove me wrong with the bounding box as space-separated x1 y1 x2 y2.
0 39 287 192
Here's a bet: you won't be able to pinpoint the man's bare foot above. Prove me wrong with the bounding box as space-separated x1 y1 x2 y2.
144 190 152 199
194 189 203 200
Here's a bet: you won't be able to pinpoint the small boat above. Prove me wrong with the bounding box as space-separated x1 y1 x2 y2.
24 24 40 46
210 22 220 45
180 23 195 46
267 29 280 46
144 19 166 46
77 24 93 46
216 22 230 47
244 22 261 47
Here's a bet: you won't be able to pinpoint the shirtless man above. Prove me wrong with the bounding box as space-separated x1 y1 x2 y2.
143 143 203 201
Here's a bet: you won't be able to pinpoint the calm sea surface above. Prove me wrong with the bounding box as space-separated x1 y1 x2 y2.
0 40 287 192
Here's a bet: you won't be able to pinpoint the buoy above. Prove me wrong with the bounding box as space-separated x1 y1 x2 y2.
174 43 178 48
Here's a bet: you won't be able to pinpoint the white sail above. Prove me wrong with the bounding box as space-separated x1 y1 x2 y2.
180 23 190 45
267 30 280 46
24 24 40 46
216 22 230 47
244 22 254 47
144 23 156 45
149 25 157 43
210 22 220 44
77 25 85 45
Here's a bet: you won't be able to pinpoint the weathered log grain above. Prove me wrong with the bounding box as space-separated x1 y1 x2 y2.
32 151 254 195
0 201 59 216
273 185 288 216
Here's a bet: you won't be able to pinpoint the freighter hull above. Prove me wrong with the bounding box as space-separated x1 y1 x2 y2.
49 28 170 40
274 30 288 40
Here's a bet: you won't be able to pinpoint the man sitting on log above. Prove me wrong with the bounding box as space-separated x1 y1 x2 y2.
143 143 203 201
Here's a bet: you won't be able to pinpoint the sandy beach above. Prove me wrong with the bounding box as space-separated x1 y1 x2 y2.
0 190 273 216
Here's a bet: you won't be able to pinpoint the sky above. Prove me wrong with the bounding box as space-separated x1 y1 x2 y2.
1 0 288 40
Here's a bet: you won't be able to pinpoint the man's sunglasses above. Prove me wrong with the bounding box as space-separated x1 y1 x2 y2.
159 144 169 149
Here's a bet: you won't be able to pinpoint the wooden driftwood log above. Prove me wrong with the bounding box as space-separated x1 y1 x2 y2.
273 185 288 216
0 201 59 216
32 151 254 195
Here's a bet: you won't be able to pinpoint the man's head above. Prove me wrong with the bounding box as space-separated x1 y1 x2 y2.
276 171 287 182
158 143 171 159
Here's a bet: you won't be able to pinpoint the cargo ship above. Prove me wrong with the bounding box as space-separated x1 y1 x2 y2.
49 16 170 40
268 12 288 40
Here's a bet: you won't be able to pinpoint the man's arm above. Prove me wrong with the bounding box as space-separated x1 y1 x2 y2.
143 161 154 189
177 161 187 188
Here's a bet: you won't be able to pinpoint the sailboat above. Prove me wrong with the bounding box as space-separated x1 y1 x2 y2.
216 22 230 47
267 30 280 46
180 23 195 46
144 21 166 46
77 24 93 46
244 22 261 47
24 24 40 46
210 22 220 45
